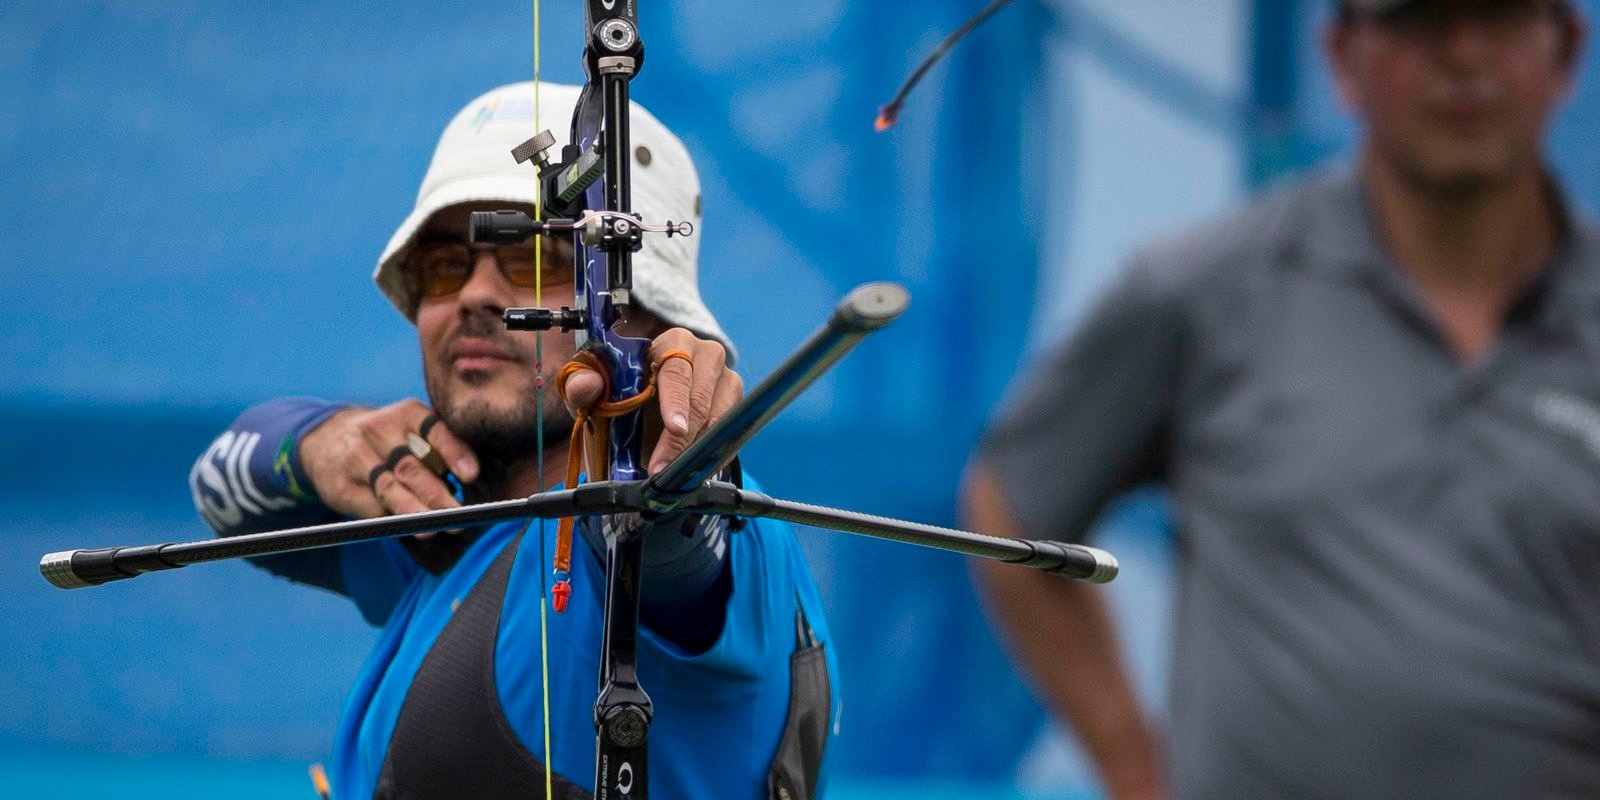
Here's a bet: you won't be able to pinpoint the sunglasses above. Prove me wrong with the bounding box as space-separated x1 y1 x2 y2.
1359 0 1565 40
407 235 577 299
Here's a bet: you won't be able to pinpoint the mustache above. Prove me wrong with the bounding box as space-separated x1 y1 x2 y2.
448 309 529 361
1427 74 1503 107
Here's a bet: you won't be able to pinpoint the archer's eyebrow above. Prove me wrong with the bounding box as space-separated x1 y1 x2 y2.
413 233 472 245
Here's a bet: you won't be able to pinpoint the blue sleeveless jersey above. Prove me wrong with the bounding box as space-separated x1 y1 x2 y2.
329 492 840 800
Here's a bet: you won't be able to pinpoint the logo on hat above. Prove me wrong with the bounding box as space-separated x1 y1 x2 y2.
468 99 500 133
468 96 538 133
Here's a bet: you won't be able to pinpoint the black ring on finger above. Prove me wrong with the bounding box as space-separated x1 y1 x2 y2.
367 463 390 492
383 444 411 471
419 413 441 442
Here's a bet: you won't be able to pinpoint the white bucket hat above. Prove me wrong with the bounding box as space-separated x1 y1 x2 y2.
373 81 734 362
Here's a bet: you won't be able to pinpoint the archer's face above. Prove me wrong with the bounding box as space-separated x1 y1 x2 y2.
413 203 578 462
1328 1 1581 193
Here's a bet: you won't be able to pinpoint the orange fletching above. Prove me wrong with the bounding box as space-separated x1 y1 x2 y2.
309 763 331 799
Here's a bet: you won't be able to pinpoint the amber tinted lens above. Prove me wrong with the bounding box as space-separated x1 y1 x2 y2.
501 238 577 288
408 237 578 298
412 244 472 297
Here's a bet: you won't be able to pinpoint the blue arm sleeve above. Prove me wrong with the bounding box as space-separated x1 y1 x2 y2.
574 513 732 651
639 514 733 649
190 397 728 631
189 398 357 594
189 397 419 624
573 469 736 652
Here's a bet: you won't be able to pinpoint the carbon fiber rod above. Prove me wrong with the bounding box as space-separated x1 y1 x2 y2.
704 487 1118 583
42 474 1120 590
643 282 909 510
38 483 636 590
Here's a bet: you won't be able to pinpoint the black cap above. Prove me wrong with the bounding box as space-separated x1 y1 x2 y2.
1342 0 1415 11
1341 0 1566 12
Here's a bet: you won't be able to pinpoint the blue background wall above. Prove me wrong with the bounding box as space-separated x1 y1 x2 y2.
6 1 1600 797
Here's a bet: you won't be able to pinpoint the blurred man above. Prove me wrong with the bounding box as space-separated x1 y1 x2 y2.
965 1 1598 797
189 82 837 800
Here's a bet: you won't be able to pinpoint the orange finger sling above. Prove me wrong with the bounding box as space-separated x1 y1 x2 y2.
549 348 693 612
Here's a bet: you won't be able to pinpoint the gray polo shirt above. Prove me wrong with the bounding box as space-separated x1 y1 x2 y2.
983 167 1600 799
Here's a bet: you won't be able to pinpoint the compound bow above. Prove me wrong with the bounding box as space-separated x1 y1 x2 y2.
39 2 1114 798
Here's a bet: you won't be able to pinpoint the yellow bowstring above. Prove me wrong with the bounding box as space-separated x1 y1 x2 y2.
532 2 553 799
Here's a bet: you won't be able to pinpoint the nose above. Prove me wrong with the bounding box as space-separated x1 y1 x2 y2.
1435 14 1495 67
455 250 514 314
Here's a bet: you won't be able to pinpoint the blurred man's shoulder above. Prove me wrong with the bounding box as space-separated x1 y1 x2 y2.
1133 166 1352 291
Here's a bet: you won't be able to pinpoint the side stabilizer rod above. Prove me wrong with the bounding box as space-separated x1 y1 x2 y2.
694 485 1118 583
39 483 628 589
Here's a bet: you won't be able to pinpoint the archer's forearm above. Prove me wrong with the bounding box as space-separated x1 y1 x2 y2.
190 397 349 536
189 396 351 592
963 462 1166 800
575 510 732 652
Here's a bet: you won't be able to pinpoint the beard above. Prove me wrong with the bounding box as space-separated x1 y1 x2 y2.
1386 139 1525 201
1381 77 1532 201
437 392 573 484
424 310 574 497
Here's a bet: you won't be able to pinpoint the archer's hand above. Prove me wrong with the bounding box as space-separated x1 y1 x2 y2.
561 328 743 474
298 399 480 519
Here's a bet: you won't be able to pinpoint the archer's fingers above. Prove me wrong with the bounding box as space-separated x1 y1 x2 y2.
371 464 431 517
706 368 744 431
563 368 604 415
648 373 745 489
346 400 460 509
354 399 429 459
647 362 742 474
685 338 729 434
333 438 395 519
648 420 691 475
338 480 388 520
390 453 461 511
420 417 479 484
646 348 696 474
652 345 697 437
649 328 724 433
387 451 461 540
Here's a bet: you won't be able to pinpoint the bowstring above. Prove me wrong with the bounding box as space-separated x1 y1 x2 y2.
532 1 554 798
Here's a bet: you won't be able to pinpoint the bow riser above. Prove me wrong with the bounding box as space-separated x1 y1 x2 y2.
571 0 650 483
573 3 654 796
